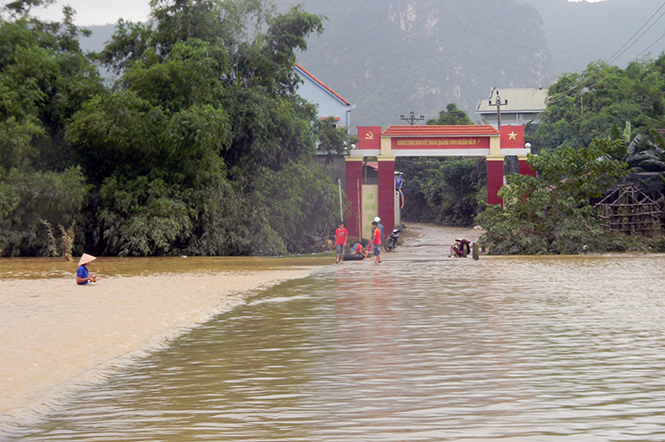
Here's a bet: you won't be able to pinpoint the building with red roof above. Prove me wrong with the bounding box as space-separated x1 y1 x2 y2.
294 64 355 130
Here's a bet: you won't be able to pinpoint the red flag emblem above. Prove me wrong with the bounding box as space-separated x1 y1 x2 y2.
357 126 382 150
500 125 524 150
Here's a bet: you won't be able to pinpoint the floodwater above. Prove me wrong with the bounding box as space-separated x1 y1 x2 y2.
0 255 327 438
3 252 665 441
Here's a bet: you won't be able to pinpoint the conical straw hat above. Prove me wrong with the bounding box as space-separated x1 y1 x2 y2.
78 253 97 266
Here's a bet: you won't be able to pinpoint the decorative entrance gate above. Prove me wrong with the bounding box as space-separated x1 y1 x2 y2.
345 124 535 239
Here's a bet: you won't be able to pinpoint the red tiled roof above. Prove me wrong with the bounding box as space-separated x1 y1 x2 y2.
294 64 351 106
382 125 500 137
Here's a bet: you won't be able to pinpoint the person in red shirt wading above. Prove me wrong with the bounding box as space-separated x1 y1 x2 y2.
371 221 382 264
335 221 348 264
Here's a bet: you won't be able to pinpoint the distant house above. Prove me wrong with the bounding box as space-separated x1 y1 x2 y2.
475 88 548 128
294 64 356 189
294 64 355 131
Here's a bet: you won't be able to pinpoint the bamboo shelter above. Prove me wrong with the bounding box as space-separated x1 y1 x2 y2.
595 185 663 235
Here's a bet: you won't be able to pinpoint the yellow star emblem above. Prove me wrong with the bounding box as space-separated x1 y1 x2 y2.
508 131 517 140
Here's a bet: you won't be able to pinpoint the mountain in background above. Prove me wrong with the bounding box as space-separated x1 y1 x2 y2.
79 0 665 128
521 0 665 75
273 0 554 127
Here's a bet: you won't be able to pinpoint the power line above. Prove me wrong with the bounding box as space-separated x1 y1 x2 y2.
546 26 665 107
606 6 665 65
605 1 665 65
632 30 665 60
545 1 665 106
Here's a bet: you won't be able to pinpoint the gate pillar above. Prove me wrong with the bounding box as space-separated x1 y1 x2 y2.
486 156 504 205
344 157 364 239
518 155 536 177
377 156 396 237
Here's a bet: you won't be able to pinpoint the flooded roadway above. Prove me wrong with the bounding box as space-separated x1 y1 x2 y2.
2 226 665 441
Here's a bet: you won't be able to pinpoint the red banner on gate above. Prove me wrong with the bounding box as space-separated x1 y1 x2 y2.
357 126 382 150
391 137 489 150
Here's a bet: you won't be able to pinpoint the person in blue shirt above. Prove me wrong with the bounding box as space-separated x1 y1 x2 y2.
76 253 98 285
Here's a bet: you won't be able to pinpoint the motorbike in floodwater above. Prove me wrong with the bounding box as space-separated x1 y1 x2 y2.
384 227 401 252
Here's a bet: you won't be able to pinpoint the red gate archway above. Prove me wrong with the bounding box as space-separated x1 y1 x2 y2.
345 124 534 239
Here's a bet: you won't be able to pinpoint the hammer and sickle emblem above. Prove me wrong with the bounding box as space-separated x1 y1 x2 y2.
365 132 374 140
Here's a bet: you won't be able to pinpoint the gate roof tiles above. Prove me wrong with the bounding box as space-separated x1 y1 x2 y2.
382 125 500 137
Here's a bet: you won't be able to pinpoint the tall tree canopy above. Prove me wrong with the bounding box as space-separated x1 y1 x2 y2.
532 55 665 198
1 0 345 257
533 55 665 154
0 0 103 256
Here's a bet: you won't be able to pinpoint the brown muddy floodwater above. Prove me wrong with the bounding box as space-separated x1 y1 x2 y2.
2 252 665 441
0 255 327 438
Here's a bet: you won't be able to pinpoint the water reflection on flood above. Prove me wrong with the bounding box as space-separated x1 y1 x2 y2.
10 255 665 441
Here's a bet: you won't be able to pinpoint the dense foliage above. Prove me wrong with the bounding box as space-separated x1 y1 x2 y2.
534 55 665 196
478 55 665 255
0 0 348 257
476 138 629 255
397 157 486 227
0 3 102 256
534 55 665 154
425 103 474 126
398 103 485 227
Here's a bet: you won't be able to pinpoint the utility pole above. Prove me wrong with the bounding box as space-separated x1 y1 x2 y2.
400 111 425 125
488 88 508 128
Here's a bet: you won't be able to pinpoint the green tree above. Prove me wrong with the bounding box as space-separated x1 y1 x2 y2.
476 138 629 255
66 0 336 256
0 1 103 256
252 162 339 253
316 116 355 162
1 0 341 256
0 166 87 256
397 157 486 226
534 56 665 154
426 103 474 125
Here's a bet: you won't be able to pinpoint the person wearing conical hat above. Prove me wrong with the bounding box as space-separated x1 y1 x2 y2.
76 253 98 285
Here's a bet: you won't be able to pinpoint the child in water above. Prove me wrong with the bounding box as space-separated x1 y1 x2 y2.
352 242 369 259
371 221 382 264
335 221 348 264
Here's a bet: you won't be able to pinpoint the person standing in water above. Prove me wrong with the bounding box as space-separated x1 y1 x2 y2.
335 221 349 264
371 221 382 264
76 253 98 285
374 216 385 242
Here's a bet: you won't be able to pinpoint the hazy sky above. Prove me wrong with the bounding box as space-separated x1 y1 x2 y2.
32 0 608 26
33 0 152 26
